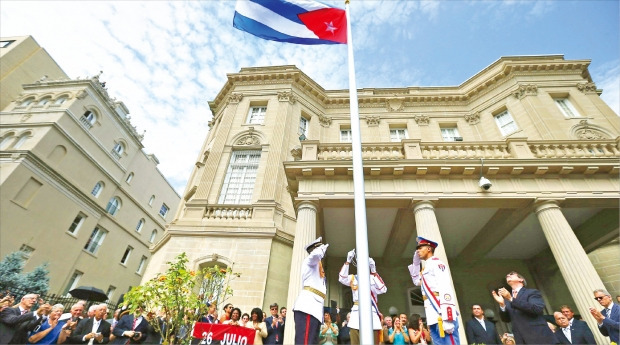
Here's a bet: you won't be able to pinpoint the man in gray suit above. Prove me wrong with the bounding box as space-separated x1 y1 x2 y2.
465 304 502 345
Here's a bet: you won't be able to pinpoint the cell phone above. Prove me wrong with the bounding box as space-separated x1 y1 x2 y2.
133 332 142 338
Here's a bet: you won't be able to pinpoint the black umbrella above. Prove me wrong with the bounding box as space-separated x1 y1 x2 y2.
69 286 108 302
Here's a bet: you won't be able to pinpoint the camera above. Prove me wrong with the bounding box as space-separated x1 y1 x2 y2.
479 176 492 190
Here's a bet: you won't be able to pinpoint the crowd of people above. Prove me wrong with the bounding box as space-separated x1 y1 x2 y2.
1 235 618 345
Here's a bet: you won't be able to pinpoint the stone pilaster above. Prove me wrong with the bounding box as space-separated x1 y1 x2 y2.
535 200 607 345
283 200 319 345
412 200 466 341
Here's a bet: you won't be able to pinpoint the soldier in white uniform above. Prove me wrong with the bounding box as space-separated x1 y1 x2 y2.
293 237 329 345
339 249 387 344
408 237 460 345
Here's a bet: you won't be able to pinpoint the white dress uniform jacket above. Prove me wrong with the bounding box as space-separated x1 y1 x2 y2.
293 244 328 322
338 263 387 330
408 256 459 326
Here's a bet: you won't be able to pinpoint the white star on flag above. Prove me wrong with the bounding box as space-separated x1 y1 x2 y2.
324 21 337 34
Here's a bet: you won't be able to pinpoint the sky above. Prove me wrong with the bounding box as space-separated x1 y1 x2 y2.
2 0 618 194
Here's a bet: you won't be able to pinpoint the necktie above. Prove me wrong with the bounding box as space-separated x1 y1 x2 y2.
512 290 518 299
563 327 571 343
132 317 138 330
605 308 611 318
21 309 27 315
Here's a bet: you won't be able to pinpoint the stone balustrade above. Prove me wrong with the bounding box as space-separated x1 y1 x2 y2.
317 143 404 160
528 140 620 158
420 142 511 159
204 205 253 220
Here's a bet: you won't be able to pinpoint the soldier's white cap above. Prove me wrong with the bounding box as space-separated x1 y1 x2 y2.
305 236 323 253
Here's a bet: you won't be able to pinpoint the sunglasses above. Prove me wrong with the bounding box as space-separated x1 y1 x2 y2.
594 296 605 301
270 307 278 310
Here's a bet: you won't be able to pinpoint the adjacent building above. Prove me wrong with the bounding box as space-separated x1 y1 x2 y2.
146 55 619 343
0 36 181 302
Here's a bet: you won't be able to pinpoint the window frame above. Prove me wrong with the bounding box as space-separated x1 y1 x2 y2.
84 227 107 254
554 98 581 118
125 172 134 184
340 129 352 143
299 117 309 136
91 182 103 198
149 229 158 243
68 213 86 235
64 271 83 296
247 106 267 124
106 197 121 216
440 127 461 142
136 256 148 274
218 150 261 204
120 246 133 265
390 128 408 142
136 219 145 233
494 110 519 136
159 204 169 218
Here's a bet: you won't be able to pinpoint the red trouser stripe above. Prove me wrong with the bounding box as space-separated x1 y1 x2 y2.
304 314 310 345
449 333 455 345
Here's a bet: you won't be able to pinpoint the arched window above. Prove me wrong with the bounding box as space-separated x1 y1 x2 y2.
136 219 145 232
149 229 158 243
80 110 97 129
91 182 104 197
106 197 121 216
0 133 15 150
20 98 35 107
148 195 155 206
37 97 51 106
13 132 32 149
54 96 68 105
125 172 134 183
112 142 125 159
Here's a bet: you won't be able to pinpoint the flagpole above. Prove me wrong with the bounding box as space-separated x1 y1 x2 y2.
345 1 374 344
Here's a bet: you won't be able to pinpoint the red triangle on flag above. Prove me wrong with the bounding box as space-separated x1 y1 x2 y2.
298 8 347 44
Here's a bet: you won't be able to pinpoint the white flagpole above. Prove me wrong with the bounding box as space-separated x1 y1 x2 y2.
345 1 374 344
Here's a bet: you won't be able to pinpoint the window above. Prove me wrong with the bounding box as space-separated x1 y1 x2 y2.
106 197 121 215
218 150 261 204
19 244 35 260
149 229 158 243
299 117 309 136
13 133 30 149
37 97 51 106
136 219 145 232
112 142 124 159
494 110 519 136
91 182 103 197
106 286 116 300
20 98 35 107
390 128 408 142
148 195 155 206
247 106 266 124
80 111 96 128
136 256 147 274
120 246 133 265
0 40 15 48
64 271 83 296
0 134 15 150
125 172 134 183
68 214 86 235
159 204 169 218
340 129 352 143
440 127 461 141
84 227 107 254
555 98 581 118
54 96 68 105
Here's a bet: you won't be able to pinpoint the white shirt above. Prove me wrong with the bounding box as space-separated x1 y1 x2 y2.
562 327 571 343
86 318 101 345
476 317 486 331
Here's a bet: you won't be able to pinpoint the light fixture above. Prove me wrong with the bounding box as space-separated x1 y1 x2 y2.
479 158 492 190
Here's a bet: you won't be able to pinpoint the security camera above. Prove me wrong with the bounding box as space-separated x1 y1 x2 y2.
479 176 492 190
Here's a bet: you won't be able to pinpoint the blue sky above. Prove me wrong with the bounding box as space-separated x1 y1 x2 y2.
2 0 618 194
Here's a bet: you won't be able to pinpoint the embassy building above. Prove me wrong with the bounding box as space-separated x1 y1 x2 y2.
144 55 619 343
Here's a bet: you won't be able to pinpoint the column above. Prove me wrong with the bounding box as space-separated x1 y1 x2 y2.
412 200 466 341
535 200 607 345
283 200 318 345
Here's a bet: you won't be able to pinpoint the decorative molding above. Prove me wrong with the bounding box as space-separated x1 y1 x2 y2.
318 113 332 127
366 115 380 127
235 127 262 146
75 90 87 99
513 84 538 99
228 93 243 104
277 90 297 104
577 82 597 94
571 119 610 140
386 98 405 112
465 112 480 125
414 114 430 126
291 146 302 161
20 114 32 123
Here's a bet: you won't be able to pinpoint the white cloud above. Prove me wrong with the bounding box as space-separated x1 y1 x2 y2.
592 60 620 116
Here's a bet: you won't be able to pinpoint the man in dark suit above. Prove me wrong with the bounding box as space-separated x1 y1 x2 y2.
0 293 50 344
264 302 284 344
553 311 596 344
465 304 502 345
492 271 556 344
112 307 150 344
71 304 112 344
590 288 619 344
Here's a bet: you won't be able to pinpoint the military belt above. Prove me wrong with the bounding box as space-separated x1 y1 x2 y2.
303 286 326 299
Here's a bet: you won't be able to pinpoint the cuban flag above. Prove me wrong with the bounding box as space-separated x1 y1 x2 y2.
233 0 347 45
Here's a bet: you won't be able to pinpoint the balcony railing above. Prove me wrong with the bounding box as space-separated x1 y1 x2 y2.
420 142 511 159
205 205 253 220
528 141 620 158
80 116 94 129
317 143 404 160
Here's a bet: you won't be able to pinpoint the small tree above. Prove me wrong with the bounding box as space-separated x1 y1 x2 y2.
122 253 239 345
0 251 50 298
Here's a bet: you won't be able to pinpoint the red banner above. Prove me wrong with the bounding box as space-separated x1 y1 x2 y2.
192 322 255 345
